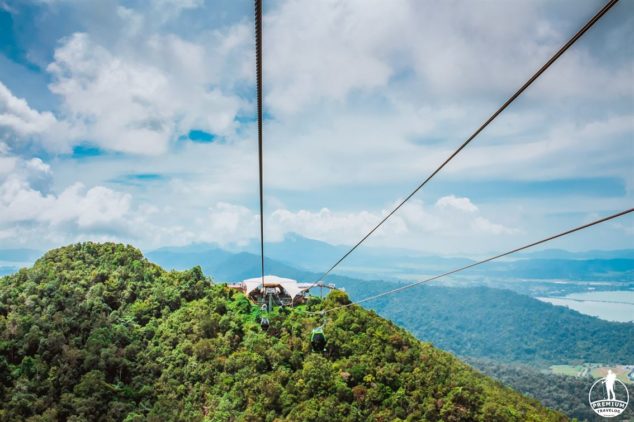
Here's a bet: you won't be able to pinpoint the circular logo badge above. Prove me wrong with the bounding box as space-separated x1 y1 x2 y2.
588 370 629 418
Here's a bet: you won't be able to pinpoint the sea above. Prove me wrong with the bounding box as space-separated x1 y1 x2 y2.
538 291 634 323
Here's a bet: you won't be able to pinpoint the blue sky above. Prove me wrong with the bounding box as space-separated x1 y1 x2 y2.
0 0 632 256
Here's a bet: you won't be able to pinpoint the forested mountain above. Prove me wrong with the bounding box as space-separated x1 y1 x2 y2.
0 243 564 421
365 285 634 364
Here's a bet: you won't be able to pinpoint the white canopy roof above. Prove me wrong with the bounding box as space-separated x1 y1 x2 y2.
242 275 312 299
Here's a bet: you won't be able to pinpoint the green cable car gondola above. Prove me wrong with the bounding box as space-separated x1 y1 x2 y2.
310 326 326 352
258 303 270 330
256 306 270 331
260 317 270 331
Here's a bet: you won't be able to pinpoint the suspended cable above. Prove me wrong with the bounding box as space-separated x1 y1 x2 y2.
311 0 619 285
255 0 265 289
311 207 633 314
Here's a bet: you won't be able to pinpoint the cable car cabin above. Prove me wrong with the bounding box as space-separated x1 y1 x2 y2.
311 326 326 352
228 275 315 306
259 317 270 331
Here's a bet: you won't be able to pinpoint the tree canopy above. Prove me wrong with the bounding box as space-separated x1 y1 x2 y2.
365 285 634 364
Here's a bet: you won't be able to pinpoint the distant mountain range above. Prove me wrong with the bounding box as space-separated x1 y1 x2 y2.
3 233 633 283
145 234 634 286
145 246 311 282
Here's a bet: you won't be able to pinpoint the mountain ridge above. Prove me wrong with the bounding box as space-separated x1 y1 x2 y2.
3 235 633 281
146 235 634 283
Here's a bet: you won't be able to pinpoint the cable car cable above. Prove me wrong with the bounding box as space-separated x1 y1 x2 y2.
310 207 633 314
255 0 265 290
310 0 619 287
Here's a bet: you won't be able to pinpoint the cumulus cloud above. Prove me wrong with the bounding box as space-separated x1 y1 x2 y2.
263 195 518 248
0 175 131 229
0 82 73 151
150 0 203 21
265 0 394 115
258 0 632 196
269 207 383 244
0 0 253 156
263 0 631 116
0 82 57 136
15 192 512 252
47 31 244 155
1 178 128 225
201 202 260 247
0 146 133 244
42 184 131 228
432 196 516 235
435 195 478 213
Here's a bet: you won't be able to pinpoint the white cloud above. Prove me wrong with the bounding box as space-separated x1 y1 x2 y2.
46 32 244 155
435 195 478 213
0 82 73 150
265 0 394 115
263 0 630 116
257 0 632 198
151 0 203 21
0 156 16 176
0 147 132 238
443 114 634 185
264 196 518 248
472 216 518 236
25 157 50 174
0 81 57 136
201 202 260 247
0 176 131 229
0 187 513 252
0 147 52 193
18 0 254 156
41 183 131 228
270 207 382 244
431 197 519 236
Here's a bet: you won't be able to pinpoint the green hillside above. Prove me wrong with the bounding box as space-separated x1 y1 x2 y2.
366 285 634 364
0 243 564 421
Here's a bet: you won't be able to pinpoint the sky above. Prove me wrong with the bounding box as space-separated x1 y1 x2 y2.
0 0 632 257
